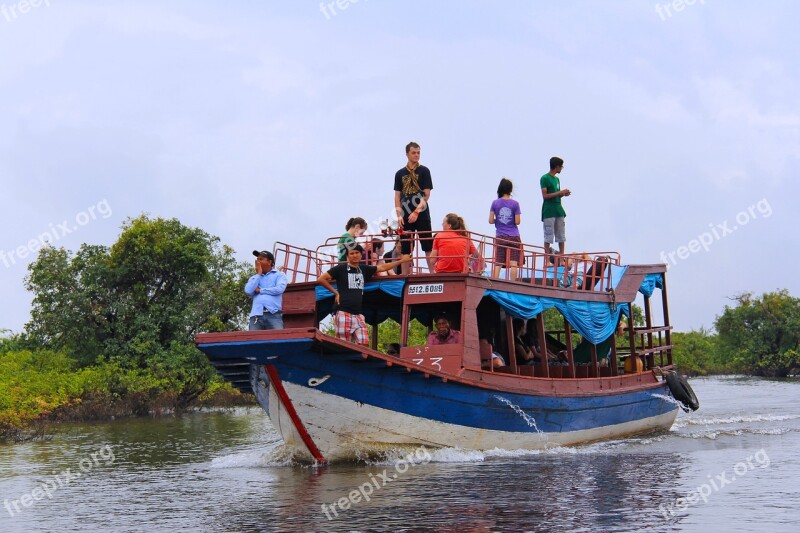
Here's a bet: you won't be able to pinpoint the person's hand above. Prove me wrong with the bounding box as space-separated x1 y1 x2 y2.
255 287 261 294
334 291 340 305
408 211 419 224
255 258 263 274
278 265 287 272
561 189 571 197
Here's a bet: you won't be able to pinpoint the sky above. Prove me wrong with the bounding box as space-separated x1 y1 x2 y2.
1 0 798 334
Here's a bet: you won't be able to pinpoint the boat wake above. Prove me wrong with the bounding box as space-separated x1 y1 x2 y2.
669 412 800 440
210 441 307 468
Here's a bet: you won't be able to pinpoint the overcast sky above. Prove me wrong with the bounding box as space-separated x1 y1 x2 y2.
1 0 798 333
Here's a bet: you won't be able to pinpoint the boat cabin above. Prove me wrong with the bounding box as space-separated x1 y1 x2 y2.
273 230 673 381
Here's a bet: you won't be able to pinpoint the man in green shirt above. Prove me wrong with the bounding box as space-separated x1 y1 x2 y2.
540 156 571 255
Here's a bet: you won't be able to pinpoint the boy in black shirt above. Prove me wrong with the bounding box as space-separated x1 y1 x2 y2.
394 141 433 274
317 245 410 345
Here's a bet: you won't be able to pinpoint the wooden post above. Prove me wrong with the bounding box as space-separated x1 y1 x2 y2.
644 295 654 370
660 274 672 366
610 333 618 376
564 319 575 378
589 343 598 378
627 312 638 373
400 304 411 346
536 313 549 378
506 315 518 374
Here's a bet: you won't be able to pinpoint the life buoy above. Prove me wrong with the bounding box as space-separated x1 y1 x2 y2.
665 371 699 412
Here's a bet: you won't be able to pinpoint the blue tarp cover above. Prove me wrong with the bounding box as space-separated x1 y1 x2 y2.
638 273 664 298
484 290 630 344
315 279 406 301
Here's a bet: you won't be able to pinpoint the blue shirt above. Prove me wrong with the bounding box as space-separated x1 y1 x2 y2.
245 270 288 316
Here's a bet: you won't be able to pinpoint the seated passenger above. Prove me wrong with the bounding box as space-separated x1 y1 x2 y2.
366 238 390 276
427 315 462 345
513 318 540 365
430 213 479 273
480 337 506 370
386 342 401 356
382 235 403 276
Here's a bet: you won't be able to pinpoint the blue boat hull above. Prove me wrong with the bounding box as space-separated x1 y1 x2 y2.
199 336 679 462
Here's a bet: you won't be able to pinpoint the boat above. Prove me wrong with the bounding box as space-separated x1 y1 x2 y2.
195 230 698 462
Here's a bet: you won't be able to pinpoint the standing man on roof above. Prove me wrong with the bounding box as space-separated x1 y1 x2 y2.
394 141 434 274
245 250 288 330
541 156 571 256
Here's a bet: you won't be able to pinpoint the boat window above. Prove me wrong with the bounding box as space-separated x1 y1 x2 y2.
404 302 462 347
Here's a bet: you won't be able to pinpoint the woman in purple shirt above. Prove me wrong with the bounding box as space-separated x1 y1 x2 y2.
488 177 523 280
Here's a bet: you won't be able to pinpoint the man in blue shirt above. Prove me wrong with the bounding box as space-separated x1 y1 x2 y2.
245 250 288 330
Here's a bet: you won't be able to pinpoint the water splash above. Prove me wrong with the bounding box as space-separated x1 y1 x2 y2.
493 395 543 436
651 392 688 410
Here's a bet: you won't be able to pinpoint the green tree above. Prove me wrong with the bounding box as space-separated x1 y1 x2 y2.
671 328 721 376
23 215 251 405
715 290 800 377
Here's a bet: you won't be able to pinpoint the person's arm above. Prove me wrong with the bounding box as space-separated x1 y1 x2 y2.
488 210 495 224
244 274 261 296
515 342 530 361
515 214 521 225
376 256 411 273
407 188 431 224
316 271 340 304
429 248 438 267
541 187 570 200
260 273 288 295
394 190 405 229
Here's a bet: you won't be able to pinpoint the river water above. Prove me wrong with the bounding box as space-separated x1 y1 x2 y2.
1 376 798 532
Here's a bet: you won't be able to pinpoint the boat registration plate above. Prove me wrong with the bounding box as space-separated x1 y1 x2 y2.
408 283 444 295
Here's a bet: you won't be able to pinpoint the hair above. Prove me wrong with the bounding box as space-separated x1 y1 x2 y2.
405 141 420 153
386 342 401 355
345 217 367 230
444 213 468 236
513 317 525 334
349 244 365 254
434 312 450 325
497 177 513 198
371 238 384 249
550 156 564 170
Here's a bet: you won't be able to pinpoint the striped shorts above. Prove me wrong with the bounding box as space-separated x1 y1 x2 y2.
335 311 369 346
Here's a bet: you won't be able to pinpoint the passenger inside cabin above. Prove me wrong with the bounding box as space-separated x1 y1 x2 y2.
479 337 506 370
386 342 401 356
427 314 462 345
513 318 540 365
523 317 569 365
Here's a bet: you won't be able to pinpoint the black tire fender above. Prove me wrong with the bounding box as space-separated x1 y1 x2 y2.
665 371 700 412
